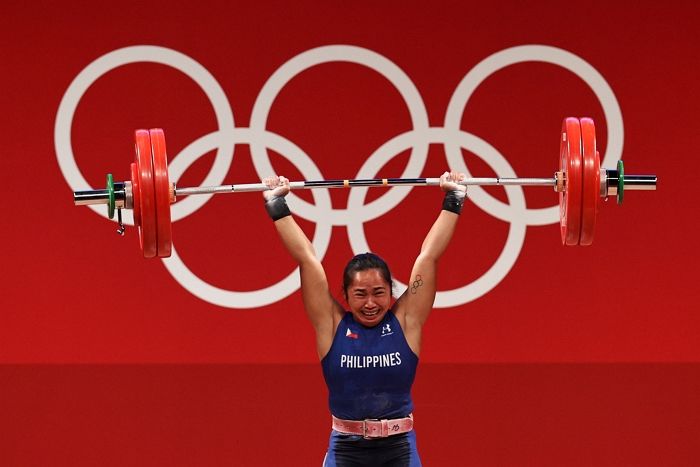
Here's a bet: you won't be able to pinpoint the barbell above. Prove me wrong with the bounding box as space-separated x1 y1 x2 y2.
72 117 657 258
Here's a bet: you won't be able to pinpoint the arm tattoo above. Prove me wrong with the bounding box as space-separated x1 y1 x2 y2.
410 274 424 294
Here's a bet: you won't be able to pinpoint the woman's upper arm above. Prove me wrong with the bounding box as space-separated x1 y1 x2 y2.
395 252 438 328
271 215 343 356
298 258 344 358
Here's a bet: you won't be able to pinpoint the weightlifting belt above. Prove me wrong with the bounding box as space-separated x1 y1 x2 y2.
331 414 414 439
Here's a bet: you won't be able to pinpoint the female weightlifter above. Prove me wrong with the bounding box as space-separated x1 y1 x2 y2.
262 171 467 467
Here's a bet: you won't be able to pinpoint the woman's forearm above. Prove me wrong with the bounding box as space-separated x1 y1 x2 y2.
273 215 318 265
419 210 460 262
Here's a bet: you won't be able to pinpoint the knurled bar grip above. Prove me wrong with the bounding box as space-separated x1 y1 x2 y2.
173 177 558 196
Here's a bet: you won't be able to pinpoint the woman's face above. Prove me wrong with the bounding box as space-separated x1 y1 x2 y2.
345 268 392 327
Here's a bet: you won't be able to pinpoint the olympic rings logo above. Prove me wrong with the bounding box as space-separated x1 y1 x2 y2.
55 44 623 309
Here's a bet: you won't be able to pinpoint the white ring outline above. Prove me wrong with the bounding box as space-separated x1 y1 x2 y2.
249 45 431 225
54 45 236 226
162 128 333 308
445 44 623 225
347 127 526 306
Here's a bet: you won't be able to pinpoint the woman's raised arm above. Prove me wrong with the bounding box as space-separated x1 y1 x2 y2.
262 176 343 358
393 171 467 354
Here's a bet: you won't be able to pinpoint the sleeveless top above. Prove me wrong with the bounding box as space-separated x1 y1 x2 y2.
321 310 419 420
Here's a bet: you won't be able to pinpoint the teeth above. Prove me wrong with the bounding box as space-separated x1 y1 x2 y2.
363 310 379 316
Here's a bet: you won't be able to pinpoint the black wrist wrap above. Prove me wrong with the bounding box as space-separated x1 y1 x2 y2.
442 189 467 215
265 196 291 221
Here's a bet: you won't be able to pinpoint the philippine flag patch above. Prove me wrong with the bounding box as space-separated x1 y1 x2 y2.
345 328 359 339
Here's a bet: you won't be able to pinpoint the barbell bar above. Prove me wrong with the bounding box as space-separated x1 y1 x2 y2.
72 117 657 258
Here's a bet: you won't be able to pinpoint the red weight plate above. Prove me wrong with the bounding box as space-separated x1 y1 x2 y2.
130 162 141 227
579 118 600 246
559 117 583 245
149 128 172 258
134 130 157 258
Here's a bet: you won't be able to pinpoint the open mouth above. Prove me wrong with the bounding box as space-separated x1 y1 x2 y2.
361 309 380 318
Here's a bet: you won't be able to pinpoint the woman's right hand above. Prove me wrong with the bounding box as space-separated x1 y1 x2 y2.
262 175 290 201
439 171 467 193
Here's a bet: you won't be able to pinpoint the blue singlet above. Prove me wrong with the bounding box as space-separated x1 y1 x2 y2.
321 310 419 420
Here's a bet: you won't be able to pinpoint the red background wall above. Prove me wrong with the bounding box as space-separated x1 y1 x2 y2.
1 1 698 465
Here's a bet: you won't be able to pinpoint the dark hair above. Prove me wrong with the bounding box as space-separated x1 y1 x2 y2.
342 252 393 300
